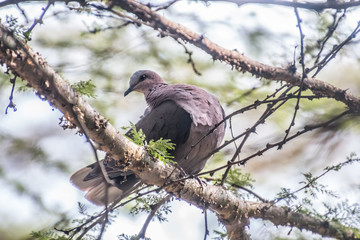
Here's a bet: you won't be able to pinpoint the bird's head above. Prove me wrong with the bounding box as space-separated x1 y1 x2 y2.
124 70 165 96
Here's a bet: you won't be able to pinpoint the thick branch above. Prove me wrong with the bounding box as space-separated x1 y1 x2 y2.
0 23 358 240
208 0 360 11
112 0 360 113
0 23 141 162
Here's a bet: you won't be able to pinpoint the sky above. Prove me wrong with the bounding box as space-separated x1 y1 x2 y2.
0 1 360 240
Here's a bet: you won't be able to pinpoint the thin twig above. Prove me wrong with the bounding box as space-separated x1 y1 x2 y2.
154 0 179 11
221 85 294 185
203 208 209 240
173 110 350 182
24 0 54 40
5 75 17 114
75 215 106 240
137 195 172 239
203 176 268 202
219 118 239 185
314 10 347 65
308 21 360 77
231 184 268 202
226 86 258 106
70 107 113 239
186 84 292 163
280 7 307 147
272 155 360 205
175 39 202 75
188 90 323 171
16 3 29 23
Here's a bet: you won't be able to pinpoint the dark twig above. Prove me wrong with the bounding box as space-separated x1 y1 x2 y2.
60 186 164 239
70 108 112 240
179 110 351 181
226 87 258 106
219 117 240 186
16 3 29 23
176 39 202 76
220 86 294 185
154 0 179 11
232 184 267 202
137 195 172 239
308 21 360 77
272 154 360 204
24 0 54 40
280 8 307 148
5 75 17 114
204 176 267 202
75 215 106 240
203 208 209 240
186 84 291 163
314 10 347 65
73 137 109 240
113 0 360 113
187 90 324 170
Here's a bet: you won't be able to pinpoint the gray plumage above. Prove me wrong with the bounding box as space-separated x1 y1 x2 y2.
71 70 226 205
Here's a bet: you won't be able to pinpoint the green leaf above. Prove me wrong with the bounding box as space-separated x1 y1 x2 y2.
125 123 176 164
29 230 68 240
226 168 254 188
126 122 146 146
147 138 176 164
71 80 97 98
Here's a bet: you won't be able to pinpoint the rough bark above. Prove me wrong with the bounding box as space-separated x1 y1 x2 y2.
113 0 360 114
1 23 359 239
209 0 360 11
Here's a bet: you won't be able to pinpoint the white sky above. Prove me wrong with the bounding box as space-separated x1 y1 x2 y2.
0 1 360 240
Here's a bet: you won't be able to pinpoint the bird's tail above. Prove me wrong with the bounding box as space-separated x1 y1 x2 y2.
70 161 140 206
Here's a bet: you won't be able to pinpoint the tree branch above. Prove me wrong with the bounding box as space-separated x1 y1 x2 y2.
207 0 360 11
112 0 360 113
0 23 358 240
0 23 141 163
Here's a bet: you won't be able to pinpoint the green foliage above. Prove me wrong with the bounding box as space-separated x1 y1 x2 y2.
130 192 172 223
276 188 297 205
127 122 146 146
71 80 97 98
147 138 176 164
1 2 360 240
301 172 338 198
3 134 69 171
274 154 360 231
276 153 360 206
1 15 23 36
226 168 254 189
212 230 228 240
324 152 360 171
322 200 360 227
118 233 151 240
126 122 176 164
28 231 68 240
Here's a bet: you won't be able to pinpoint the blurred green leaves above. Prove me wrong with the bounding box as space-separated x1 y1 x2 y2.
126 122 176 164
72 80 97 98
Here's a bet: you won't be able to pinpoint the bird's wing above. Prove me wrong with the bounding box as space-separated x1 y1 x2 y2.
70 100 192 205
129 100 192 147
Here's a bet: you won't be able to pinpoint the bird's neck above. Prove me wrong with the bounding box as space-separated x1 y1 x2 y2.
144 83 168 108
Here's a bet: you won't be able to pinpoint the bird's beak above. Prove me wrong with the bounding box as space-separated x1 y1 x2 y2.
124 87 133 97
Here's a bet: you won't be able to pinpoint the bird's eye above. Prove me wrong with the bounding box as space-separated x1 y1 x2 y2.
139 74 147 81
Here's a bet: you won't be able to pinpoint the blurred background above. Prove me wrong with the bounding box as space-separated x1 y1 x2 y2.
0 1 360 239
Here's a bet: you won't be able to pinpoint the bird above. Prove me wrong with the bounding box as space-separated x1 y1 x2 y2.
70 70 226 206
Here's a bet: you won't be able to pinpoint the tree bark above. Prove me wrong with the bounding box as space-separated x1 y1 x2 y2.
0 22 359 240
209 0 360 11
112 0 360 114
